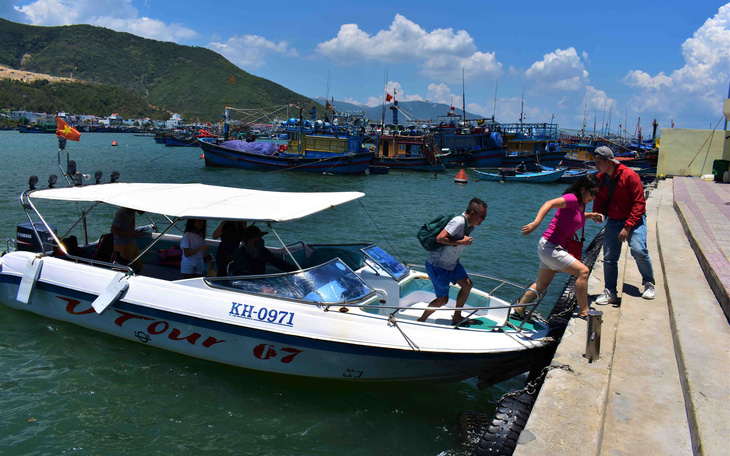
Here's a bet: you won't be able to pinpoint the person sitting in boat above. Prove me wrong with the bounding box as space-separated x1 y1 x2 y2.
231 225 297 276
212 220 247 275
180 218 212 278
111 207 145 273
417 198 488 326
516 161 526 173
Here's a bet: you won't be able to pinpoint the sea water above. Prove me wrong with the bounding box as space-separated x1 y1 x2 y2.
0 131 601 455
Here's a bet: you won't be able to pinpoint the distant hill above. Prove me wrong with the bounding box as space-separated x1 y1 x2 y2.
313 97 484 125
0 18 321 120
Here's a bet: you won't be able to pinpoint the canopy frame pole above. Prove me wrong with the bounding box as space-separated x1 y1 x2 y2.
24 190 134 274
129 217 182 268
59 201 102 241
269 224 302 271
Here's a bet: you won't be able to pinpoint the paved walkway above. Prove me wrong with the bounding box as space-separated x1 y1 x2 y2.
514 178 730 456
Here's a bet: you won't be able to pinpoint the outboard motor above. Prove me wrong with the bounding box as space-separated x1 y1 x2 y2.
16 222 57 253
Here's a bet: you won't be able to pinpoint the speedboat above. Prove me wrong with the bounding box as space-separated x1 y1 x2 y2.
0 183 553 385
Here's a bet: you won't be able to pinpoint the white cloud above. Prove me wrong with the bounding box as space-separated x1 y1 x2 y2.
623 71 673 90
13 0 197 42
525 47 589 91
364 97 381 108
583 85 615 113
316 14 501 82
208 35 298 69
427 82 461 106
96 17 198 42
494 96 552 124
622 3 730 124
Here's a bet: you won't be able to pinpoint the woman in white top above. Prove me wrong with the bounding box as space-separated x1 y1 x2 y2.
180 219 210 278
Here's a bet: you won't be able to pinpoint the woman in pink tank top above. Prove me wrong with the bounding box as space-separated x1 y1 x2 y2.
517 174 602 319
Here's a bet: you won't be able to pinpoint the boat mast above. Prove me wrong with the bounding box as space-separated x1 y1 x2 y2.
492 78 498 121
462 68 466 125
381 68 388 130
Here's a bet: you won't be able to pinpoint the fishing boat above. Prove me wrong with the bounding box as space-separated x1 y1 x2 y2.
0 181 553 385
200 114 372 174
500 123 564 169
472 167 566 183
370 128 449 172
165 129 218 147
430 113 505 168
18 123 56 134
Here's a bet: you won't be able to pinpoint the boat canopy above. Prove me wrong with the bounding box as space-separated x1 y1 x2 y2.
28 183 364 222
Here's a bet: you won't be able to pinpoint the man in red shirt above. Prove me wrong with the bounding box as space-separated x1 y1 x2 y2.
592 146 655 304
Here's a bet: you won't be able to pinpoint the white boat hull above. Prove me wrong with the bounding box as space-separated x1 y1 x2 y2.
0 252 551 383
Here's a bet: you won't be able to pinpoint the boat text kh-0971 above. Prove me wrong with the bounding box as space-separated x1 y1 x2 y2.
0 183 553 385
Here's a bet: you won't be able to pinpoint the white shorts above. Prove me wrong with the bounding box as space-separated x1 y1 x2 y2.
537 236 577 271
181 256 205 275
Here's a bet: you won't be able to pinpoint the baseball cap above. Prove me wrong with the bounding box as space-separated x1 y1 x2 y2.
594 146 619 164
244 225 268 240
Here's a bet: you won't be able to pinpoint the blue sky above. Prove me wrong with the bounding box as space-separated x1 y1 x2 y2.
2 0 729 131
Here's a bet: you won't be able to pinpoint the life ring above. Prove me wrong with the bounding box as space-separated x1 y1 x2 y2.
491 132 503 147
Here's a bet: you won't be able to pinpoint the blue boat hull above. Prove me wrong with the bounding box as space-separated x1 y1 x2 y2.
200 141 372 174
371 155 448 172
165 136 197 147
502 150 565 169
473 168 566 183
448 148 505 168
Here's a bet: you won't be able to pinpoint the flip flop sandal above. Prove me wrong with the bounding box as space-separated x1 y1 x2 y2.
454 318 483 327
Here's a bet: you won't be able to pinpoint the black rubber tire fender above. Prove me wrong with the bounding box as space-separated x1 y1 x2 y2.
473 390 535 456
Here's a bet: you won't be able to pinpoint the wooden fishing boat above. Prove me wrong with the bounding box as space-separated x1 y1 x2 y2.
201 114 373 174
370 130 449 172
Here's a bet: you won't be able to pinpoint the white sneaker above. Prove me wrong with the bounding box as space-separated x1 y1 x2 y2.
595 289 619 305
643 282 656 300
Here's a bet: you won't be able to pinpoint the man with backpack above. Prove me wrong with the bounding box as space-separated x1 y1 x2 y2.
417 198 488 325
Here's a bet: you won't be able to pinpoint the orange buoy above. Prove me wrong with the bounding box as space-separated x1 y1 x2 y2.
200 153 205 159
455 169 468 184
112 140 118 146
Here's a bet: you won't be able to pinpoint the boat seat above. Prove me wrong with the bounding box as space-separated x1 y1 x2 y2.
398 290 459 321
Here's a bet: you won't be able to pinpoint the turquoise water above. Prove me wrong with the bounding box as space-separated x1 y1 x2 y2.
0 131 601 455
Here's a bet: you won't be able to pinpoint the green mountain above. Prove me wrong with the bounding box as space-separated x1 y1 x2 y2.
314 97 485 124
0 18 320 120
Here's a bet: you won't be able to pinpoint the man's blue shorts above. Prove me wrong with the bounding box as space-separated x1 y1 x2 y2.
426 261 468 298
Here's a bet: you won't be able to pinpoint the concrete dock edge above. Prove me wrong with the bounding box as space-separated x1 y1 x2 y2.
513 179 730 456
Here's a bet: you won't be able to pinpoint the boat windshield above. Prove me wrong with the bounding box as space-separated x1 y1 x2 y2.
208 259 375 304
361 245 409 281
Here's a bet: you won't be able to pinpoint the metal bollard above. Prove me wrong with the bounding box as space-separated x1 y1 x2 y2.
584 310 603 362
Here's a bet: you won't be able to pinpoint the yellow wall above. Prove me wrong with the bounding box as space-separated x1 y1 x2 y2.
658 128 730 177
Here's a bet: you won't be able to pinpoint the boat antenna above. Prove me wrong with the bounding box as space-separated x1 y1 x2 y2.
462 68 466 125
519 87 525 125
381 68 388 129
492 78 498 119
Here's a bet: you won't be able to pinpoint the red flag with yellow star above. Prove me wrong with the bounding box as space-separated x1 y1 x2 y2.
56 117 81 141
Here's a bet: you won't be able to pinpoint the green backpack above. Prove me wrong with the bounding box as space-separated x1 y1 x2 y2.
416 214 468 251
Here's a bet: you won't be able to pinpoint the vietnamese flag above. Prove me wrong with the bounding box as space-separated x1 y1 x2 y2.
386 93 393 102
56 117 81 141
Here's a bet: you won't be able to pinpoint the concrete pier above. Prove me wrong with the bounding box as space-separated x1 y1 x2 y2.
514 178 730 456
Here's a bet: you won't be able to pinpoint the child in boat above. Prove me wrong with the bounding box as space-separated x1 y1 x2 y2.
180 219 211 278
